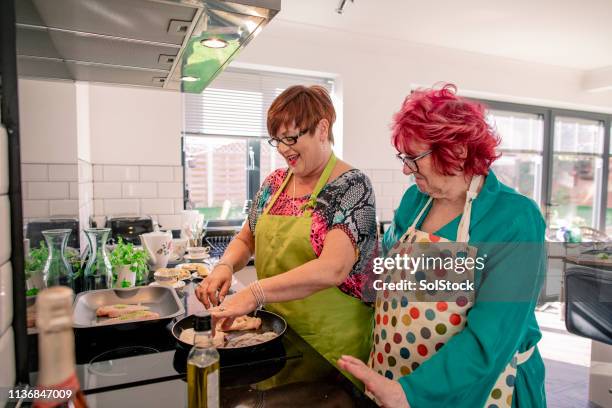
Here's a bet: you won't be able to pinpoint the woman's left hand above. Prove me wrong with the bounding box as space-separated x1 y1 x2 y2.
338 355 410 408
209 288 257 330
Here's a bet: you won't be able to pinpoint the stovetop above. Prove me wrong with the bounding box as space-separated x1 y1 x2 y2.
28 281 377 407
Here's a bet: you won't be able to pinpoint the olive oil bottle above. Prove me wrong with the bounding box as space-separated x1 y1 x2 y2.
187 312 220 408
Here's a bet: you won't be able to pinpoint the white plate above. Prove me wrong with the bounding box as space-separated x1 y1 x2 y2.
149 280 186 290
183 253 210 261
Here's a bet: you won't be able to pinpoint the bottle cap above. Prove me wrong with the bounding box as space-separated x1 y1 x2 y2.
36 286 74 332
193 311 212 332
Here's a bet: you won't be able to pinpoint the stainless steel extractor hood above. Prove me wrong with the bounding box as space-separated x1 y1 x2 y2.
15 0 280 93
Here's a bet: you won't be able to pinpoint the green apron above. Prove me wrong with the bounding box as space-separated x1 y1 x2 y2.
254 153 373 383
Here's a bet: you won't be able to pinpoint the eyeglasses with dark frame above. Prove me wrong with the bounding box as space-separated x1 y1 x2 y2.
267 130 308 147
396 150 432 173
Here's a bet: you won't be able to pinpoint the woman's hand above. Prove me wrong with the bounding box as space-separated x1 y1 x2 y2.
338 355 410 408
209 288 257 330
195 264 233 308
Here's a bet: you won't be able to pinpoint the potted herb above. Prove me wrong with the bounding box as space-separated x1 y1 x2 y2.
109 238 149 288
24 242 47 296
25 243 83 295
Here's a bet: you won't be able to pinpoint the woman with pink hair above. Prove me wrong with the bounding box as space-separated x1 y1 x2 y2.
339 84 546 407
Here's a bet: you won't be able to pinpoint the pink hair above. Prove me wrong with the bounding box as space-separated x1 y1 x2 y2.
391 83 501 176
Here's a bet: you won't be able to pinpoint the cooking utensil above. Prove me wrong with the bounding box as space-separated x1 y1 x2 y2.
172 310 287 357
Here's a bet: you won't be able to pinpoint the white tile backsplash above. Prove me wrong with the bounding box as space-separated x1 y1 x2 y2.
393 169 408 183
70 181 79 199
103 165 139 182
28 181 70 199
173 166 183 182
140 166 174 182
141 198 174 215
49 199 79 216
94 182 122 199
157 182 182 198
103 199 140 216
377 195 393 210
381 208 394 221
174 199 184 213
48 164 78 181
23 200 50 218
78 160 93 182
0 196 10 265
93 199 104 215
93 164 104 181
381 182 403 198
372 169 393 183
0 127 7 195
0 262 12 334
21 163 48 181
87 164 187 222
0 328 15 398
122 182 157 198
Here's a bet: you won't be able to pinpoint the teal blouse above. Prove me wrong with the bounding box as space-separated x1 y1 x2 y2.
383 170 547 408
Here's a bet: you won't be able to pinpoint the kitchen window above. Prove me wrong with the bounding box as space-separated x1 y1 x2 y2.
481 100 612 233
182 68 335 220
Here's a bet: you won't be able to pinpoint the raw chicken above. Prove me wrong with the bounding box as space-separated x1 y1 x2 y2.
96 304 150 318
216 315 261 332
97 310 160 324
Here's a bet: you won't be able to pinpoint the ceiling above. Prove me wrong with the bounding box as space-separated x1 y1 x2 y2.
276 0 612 71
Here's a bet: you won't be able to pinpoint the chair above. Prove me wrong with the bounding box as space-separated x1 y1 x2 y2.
26 218 79 249
564 266 612 346
105 216 154 245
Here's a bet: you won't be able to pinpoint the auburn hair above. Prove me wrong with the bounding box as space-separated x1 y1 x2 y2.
391 83 501 176
267 85 336 143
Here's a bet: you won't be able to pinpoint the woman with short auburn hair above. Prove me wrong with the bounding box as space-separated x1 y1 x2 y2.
196 85 378 382
339 84 546 407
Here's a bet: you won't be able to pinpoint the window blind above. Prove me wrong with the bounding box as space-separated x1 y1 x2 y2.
183 68 334 138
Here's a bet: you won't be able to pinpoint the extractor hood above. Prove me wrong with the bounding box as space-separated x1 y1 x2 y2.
15 0 280 93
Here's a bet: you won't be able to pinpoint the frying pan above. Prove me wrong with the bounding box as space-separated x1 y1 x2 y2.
171 310 287 358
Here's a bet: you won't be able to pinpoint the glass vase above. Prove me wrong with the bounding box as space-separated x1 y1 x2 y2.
42 229 74 288
84 228 113 291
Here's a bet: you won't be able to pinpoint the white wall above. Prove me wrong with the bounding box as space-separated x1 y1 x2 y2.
19 79 77 164
235 20 612 172
89 84 182 166
228 19 612 220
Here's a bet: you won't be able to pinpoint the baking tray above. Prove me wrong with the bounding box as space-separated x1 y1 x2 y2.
72 286 185 329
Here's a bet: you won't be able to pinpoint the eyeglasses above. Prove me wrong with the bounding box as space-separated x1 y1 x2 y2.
267 130 308 147
396 150 432 173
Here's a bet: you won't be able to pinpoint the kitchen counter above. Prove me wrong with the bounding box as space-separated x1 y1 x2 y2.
27 267 376 407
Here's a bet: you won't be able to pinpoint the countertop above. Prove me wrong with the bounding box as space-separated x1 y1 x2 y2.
26 266 376 408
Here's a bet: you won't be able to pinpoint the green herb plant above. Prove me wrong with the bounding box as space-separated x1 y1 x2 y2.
25 243 83 295
25 242 48 280
109 238 149 286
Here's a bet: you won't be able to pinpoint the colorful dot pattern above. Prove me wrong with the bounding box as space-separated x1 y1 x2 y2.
368 228 518 407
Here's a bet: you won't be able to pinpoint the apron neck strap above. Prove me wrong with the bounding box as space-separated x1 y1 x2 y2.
262 153 337 216
409 197 433 230
302 153 337 215
456 174 483 242
407 174 483 241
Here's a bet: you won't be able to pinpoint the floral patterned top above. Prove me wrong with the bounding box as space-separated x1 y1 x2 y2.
248 168 378 299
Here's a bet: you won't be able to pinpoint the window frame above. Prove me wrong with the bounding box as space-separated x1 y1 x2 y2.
477 98 612 232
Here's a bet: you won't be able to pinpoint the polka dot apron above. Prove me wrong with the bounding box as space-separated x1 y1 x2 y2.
368 175 535 407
